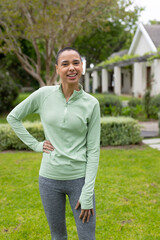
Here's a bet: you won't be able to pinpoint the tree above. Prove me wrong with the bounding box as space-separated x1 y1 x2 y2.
0 40 39 89
149 20 160 25
73 21 133 67
73 4 142 66
0 0 141 86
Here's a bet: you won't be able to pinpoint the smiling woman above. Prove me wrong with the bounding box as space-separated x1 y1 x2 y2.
6 47 101 240
55 48 83 100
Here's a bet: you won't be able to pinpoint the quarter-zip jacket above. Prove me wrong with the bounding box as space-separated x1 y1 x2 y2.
7 84 100 209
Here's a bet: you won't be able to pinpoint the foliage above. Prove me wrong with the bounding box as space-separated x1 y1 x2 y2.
97 54 139 67
0 70 19 113
94 94 122 116
0 121 44 151
0 0 141 86
100 117 141 146
0 117 141 150
158 112 160 136
147 53 160 62
121 105 145 120
142 90 152 119
0 52 39 89
1 147 160 239
128 97 142 107
13 92 32 106
73 21 136 67
149 20 160 25
73 1 142 66
149 94 160 118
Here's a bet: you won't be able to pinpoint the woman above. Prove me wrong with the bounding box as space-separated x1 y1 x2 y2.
7 47 101 240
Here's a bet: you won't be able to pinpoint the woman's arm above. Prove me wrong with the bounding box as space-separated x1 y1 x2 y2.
79 101 101 209
7 88 45 152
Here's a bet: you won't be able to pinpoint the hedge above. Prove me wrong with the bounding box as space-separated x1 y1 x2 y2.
100 117 141 146
0 121 44 151
93 94 122 116
0 118 141 151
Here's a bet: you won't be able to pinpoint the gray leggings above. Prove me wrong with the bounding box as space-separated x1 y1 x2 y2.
39 176 96 240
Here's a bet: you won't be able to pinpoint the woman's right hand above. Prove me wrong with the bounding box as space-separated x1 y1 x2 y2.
43 140 54 153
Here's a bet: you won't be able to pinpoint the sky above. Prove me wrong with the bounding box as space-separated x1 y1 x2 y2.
133 0 160 24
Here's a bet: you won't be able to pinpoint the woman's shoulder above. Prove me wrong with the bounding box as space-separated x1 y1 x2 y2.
83 91 99 105
34 85 59 97
28 85 59 102
38 85 59 93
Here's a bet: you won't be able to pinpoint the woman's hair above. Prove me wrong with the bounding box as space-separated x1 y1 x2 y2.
56 47 81 65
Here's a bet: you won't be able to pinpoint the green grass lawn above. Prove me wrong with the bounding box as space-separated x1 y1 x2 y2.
0 146 160 239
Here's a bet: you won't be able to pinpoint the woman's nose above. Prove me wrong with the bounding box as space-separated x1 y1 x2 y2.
68 64 74 71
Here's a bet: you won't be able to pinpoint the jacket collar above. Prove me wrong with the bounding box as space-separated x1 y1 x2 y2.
58 83 84 101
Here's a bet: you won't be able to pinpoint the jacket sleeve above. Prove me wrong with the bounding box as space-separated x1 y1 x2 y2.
6 88 45 152
79 101 101 209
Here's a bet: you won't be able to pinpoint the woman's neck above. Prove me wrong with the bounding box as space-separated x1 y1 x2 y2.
61 83 80 102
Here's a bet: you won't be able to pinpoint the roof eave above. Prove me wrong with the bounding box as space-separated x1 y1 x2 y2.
128 23 157 55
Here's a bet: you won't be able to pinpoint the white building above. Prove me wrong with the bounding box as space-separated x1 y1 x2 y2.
84 23 160 97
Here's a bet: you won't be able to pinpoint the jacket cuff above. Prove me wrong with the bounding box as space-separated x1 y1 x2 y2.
34 141 45 152
79 195 93 210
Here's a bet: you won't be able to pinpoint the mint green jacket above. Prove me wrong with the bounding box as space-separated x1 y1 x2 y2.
7 84 100 209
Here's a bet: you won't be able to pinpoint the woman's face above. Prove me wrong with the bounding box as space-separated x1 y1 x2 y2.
56 50 83 85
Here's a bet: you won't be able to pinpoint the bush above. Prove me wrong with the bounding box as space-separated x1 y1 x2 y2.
149 94 160 119
94 94 122 116
158 112 160 136
128 98 142 107
0 70 19 113
0 121 45 151
121 105 145 120
0 118 142 151
142 90 152 119
100 117 141 146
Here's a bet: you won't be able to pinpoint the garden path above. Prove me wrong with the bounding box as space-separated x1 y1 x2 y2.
139 120 159 138
139 120 160 150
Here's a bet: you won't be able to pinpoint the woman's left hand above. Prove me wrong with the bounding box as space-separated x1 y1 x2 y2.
43 140 54 153
75 200 94 223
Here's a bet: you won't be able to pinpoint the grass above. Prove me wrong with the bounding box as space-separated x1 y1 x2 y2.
0 146 160 239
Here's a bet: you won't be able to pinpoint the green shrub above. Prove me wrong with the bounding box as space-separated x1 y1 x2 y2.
0 121 45 151
94 94 122 116
121 105 145 120
149 94 160 119
158 112 160 136
142 90 152 119
128 98 142 107
0 70 19 113
100 117 141 146
0 117 141 151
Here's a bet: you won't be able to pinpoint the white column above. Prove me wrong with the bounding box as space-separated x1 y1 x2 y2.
114 66 121 95
92 70 99 93
102 68 108 93
152 59 160 95
84 72 90 92
133 62 146 97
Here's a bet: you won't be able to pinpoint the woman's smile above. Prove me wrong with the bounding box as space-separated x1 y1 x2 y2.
67 73 78 80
